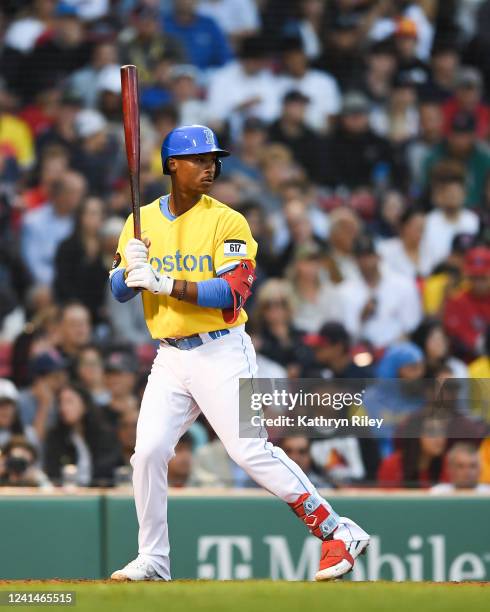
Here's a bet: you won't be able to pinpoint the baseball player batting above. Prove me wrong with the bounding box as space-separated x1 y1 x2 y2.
109 124 370 581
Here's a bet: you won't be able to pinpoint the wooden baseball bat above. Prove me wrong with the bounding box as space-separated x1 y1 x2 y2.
121 64 141 240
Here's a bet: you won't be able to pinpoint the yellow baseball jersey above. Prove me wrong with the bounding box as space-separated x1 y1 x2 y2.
112 194 257 339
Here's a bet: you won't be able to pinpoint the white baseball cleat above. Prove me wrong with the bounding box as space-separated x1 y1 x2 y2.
315 516 370 581
110 556 165 581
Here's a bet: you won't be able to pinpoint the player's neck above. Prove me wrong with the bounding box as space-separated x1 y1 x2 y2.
168 189 203 216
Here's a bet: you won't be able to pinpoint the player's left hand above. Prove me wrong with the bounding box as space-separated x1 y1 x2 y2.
125 263 174 295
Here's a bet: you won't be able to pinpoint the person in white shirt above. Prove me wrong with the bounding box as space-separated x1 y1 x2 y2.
206 35 282 133
420 169 480 274
277 36 341 133
198 0 260 39
378 208 430 278
431 442 490 494
338 234 422 348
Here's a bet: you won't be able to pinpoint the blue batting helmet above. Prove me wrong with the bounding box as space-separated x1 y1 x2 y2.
161 125 230 178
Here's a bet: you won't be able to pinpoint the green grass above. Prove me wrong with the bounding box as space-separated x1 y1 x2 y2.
0 581 488 612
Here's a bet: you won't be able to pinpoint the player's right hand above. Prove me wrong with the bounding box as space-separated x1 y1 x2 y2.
125 238 148 267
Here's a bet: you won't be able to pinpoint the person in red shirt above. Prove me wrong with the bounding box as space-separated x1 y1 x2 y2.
444 246 490 361
443 67 490 139
377 416 449 488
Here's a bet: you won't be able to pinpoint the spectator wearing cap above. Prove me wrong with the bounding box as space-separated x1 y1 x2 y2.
303 322 374 379
277 35 341 133
71 109 123 196
392 18 429 85
21 171 87 286
324 92 396 190
44 383 121 486
198 0 260 42
420 163 480 273
68 41 119 108
54 197 108 323
163 0 232 71
337 235 422 348
378 207 429 278
442 67 490 140
422 111 490 207
21 3 92 100
0 79 35 168
430 442 490 494
0 378 39 450
169 65 208 126
206 35 281 132
444 246 490 361
119 3 186 87
101 352 139 431
17 351 68 442
268 90 327 183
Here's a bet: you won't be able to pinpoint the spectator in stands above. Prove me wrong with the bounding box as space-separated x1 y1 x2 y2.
0 435 51 488
250 279 312 376
422 43 459 102
431 442 490 493
326 207 361 283
21 4 92 100
411 319 468 378
378 208 428 278
119 3 186 86
442 66 490 139
189 436 254 487
378 415 448 488
324 92 394 190
2 0 54 59
101 352 139 430
363 39 398 106
21 171 87 286
17 351 68 443
279 436 332 489
444 247 490 361
198 0 260 42
0 79 34 168
268 90 327 183
21 144 70 213
277 35 341 132
422 111 490 207
406 100 445 190
169 64 208 126
0 378 38 449
420 164 480 274
221 117 267 192
54 197 108 323
167 432 193 487
337 235 422 348
288 245 339 334
370 189 405 239
206 35 280 131
392 18 429 84
304 321 374 379
35 87 83 157
55 302 92 370
163 0 232 71
44 384 120 486
75 346 110 407
116 410 138 469
68 41 119 107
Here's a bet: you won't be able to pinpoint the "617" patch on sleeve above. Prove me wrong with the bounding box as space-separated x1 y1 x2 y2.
224 239 247 257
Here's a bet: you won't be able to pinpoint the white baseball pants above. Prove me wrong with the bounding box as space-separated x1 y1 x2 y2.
131 325 322 579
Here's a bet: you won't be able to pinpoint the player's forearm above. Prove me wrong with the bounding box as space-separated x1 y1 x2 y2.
171 278 233 308
110 268 138 303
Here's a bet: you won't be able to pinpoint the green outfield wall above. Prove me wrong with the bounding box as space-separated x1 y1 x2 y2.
0 491 489 581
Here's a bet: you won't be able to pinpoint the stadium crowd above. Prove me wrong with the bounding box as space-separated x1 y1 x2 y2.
0 0 490 490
